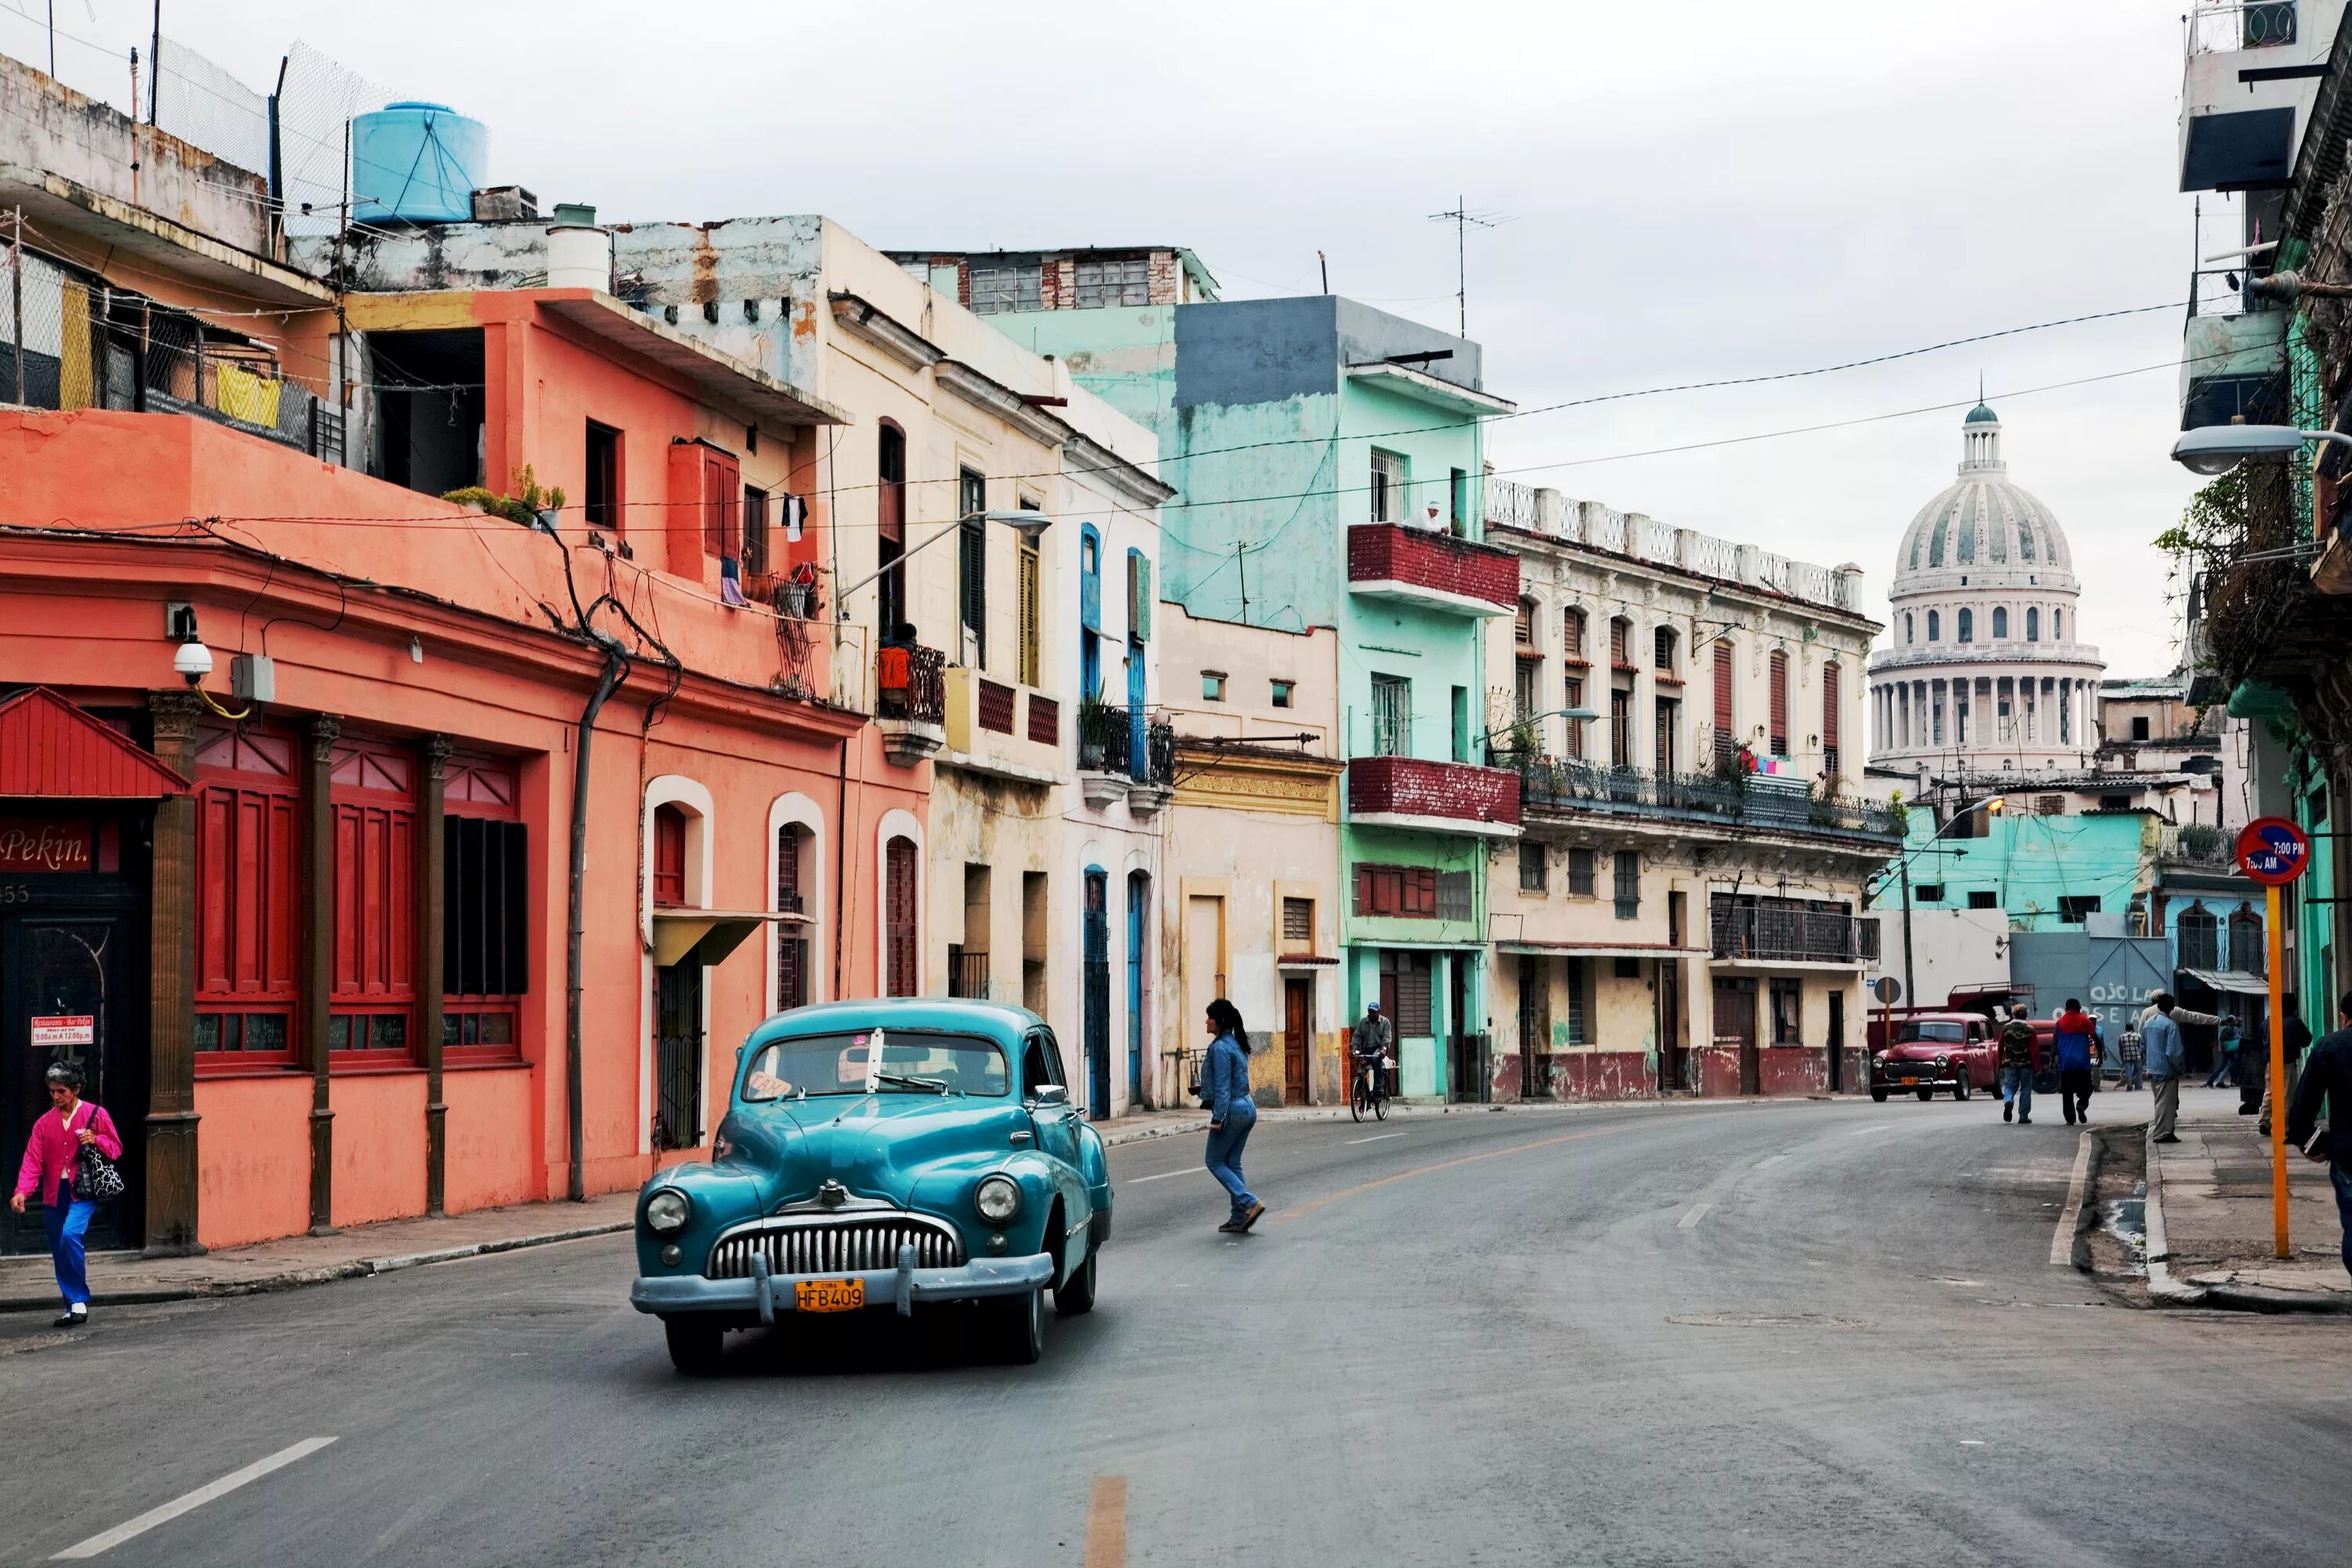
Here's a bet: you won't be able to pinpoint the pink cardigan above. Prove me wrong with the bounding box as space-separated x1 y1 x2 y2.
13 1101 123 1200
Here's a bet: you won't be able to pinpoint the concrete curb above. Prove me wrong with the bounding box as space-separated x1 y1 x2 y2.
2139 1122 2352 1313
2141 1120 2209 1307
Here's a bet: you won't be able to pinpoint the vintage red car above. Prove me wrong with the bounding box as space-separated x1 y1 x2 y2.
1867 1011 1998 1102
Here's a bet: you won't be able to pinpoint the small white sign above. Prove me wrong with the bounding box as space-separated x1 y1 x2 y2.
31 1014 93 1047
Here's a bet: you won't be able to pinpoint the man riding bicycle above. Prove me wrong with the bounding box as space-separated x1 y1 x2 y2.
1352 1002 1392 1100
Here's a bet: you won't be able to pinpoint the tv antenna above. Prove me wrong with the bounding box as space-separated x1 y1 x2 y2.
1428 196 1514 339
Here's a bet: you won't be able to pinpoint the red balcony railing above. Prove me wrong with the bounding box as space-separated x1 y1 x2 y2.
1348 755 1521 829
1346 524 1519 614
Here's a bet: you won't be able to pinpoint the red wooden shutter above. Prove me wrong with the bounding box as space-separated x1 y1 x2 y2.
1822 662 1842 770
653 806 688 908
1563 608 1584 660
885 836 918 997
1769 651 1789 755
702 448 742 558
1712 644 1734 763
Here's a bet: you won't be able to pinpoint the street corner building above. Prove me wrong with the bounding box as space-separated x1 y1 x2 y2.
1479 480 1901 1099
0 64 942 1254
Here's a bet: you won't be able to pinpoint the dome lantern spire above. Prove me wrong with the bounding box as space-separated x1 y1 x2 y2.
1961 385 2002 471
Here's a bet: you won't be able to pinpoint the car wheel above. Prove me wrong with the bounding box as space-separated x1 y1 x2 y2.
1869 1085 1888 1102
996 1285 1044 1364
1915 1086 1934 1102
1054 1247 1098 1317
664 1318 724 1377
1952 1075 1971 1102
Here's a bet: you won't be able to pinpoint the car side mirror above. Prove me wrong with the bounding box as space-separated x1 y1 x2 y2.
1029 1083 1070 1107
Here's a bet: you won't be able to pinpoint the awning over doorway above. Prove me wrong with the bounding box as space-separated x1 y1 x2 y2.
2181 967 2270 996
0 688 188 797
650 909 783 967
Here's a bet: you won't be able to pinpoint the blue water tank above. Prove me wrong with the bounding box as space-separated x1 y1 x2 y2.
350 102 487 224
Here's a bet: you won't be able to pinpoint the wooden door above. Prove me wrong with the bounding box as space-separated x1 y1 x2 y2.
1827 988 1846 1092
1714 976 1758 1095
884 836 917 997
1283 978 1310 1105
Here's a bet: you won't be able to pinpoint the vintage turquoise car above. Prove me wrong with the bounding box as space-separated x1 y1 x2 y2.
629 999 1112 1372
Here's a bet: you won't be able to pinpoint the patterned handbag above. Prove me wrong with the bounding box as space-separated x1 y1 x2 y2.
71 1107 125 1203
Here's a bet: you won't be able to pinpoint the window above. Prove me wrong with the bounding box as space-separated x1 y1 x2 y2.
2053 608 2063 641
1654 697 1679 775
1822 661 1841 775
956 468 987 666
2131 716 2150 741
194 724 299 1067
1563 676 1586 758
1354 864 1439 918
1281 897 1314 947
1769 979 1802 1044
2099 793 2132 811
1967 890 1998 909
969 263 1041 314
1515 597 1537 646
776 824 811 1011
653 804 688 908
2056 895 2100 924
1991 606 2007 640
1437 870 1472 923
1610 617 1632 666
2177 905 2220 969
884 835 919 996
329 735 419 1065
876 423 907 639
1016 539 1041 688
1202 671 1226 702
1073 256 1150 308
1768 650 1789 756
1514 658 1540 725
1567 848 1596 898
1450 467 1468 533
1519 841 1547 893
1079 526 1102 632
2026 607 2040 642
584 420 620 530
1563 957 1590 1044
1927 610 1940 642
1370 673 1410 757
1610 689 1632 768
445 755 526 1064
1370 448 1408 523
1271 679 1294 709
1904 612 1915 644
2230 905 2265 974
1711 641 1735 768
1956 608 1973 644
1915 884 1945 903
1380 949 1434 1036
1451 685 1471 763
1613 850 1639 920
2036 794 2064 815
1653 626 1677 673
742 485 769 577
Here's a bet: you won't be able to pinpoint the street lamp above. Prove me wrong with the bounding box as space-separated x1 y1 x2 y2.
834 509 1053 607
2170 423 2352 477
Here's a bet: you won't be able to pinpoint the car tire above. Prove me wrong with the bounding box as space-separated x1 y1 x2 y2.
996 1285 1044 1364
1952 1075 1971 1102
1054 1246 1098 1317
1915 1086 1934 1102
1869 1085 1888 1102
664 1318 724 1377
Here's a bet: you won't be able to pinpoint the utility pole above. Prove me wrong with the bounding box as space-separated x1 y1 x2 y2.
1428 196 1511 339
149 3 162 124
1899 858 1917 1012
1236 542 1249 626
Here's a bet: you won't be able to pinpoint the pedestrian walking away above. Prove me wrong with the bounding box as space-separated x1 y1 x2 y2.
2258 994 2312 1136
2118 1024 2145 1091
9 1060 123 1328
2285 990 2352 1277
2143 993 2189 1143
1998 1004 2038 1123
1200 999 1265 1234
2206 1014 2241 1089
2054 999 2099 1126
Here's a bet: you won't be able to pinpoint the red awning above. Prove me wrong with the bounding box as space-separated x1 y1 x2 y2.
0 688 189 798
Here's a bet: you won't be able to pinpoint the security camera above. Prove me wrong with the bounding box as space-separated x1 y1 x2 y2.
173 639 213 686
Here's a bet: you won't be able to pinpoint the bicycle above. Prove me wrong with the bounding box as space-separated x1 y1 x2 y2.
1350 1054 1392 1123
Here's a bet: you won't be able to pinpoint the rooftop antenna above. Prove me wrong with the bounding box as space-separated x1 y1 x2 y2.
1428 195 1513 338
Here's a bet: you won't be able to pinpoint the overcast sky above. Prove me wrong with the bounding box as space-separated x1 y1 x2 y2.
4 1 2203 673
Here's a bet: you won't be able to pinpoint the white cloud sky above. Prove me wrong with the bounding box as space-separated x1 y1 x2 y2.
2 0 2203 673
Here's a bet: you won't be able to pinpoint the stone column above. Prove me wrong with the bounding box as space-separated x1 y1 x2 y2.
143 691 204 1256
302 714 340 1236
420 735 452 1217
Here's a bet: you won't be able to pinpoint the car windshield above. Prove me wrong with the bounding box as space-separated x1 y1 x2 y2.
739 1029 1009 1101
1895 1022 1967 1044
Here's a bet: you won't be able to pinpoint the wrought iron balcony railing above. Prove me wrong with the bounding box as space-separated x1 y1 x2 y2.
1509 756 1904 841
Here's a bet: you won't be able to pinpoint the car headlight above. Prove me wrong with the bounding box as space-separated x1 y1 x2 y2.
1936 1055 1950 1069
975 1174 1022 1225
643 1188 691 1236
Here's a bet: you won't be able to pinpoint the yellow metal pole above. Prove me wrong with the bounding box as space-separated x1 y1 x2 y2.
2269 883 2289 1260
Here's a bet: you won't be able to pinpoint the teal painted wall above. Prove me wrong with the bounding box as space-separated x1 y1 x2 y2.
1874 811 2153 931
985 305 1178 437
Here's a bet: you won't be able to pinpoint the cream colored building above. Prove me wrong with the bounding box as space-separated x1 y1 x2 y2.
1157 606 1346 1105
1479 481 1901 1098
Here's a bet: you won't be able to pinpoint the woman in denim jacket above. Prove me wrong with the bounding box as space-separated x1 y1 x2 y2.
1200 999 1265 1233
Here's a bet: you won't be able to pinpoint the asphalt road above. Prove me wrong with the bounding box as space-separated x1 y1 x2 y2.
5 1095 2350 1567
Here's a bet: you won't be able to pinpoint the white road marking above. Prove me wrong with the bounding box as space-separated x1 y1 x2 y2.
1129 1168 1207 1184
1848 1123 1897 1137
1758 1154 1789 1167
2050 1130 2094 1267
1678 1202 1713 1229
1959 1439 1987 1446
54 1438 338 1559
1345 1132 1406 1145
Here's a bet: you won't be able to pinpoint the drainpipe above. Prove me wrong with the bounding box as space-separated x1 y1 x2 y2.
567 637 629 1202
833 731 849 1003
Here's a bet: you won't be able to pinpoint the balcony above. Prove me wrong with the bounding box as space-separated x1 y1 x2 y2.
1346 754 1520 837
1710 900 1878 967
876 642 946 765
941 668 1062 786
2180 3 2327 191
1513 759 1904 845
2183 267 2287 428
1346 524 1518 618
1077 702 1178 815
946 947 989 1000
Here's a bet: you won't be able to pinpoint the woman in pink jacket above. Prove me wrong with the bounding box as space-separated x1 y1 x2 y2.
10 1061 122 1327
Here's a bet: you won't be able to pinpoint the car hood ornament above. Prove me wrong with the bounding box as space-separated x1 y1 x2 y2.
816 1179 850 1210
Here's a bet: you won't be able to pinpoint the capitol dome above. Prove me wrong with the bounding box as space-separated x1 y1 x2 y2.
1866 405 2103 776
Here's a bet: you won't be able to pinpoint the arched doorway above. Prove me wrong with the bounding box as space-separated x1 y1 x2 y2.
1083 869 1109 1120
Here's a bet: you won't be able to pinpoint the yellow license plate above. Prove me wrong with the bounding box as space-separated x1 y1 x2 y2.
794 1278 864 1313
1900 1076 1919 1085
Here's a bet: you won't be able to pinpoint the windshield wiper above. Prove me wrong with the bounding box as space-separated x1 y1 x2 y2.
873 1071 955 1096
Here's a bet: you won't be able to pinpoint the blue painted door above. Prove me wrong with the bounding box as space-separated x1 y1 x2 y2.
1126 873 1147 1105
1126 643 1147 781
1083 871 1111 1120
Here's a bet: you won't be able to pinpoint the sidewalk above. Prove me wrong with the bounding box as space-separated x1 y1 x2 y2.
2144 1095 2351 1313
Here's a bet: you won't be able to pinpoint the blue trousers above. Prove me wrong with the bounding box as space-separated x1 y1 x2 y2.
1204 1113 1258 1219
2332 1163 2352 1279
2001 1066 2034 1120
43 1178 94 1308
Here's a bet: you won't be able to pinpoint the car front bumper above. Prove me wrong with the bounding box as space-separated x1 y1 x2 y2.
1875 1069 1958 1090
631 1250 1055 1323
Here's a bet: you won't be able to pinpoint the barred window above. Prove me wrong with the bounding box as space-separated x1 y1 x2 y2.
1613 851 1639 920
1567 848 1595 898
968 263 1040 315
1519 841 1546 892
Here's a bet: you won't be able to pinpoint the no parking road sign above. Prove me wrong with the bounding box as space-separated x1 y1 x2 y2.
2235 817 2311 886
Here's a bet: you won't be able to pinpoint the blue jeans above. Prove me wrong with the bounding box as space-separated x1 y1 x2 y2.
1204 1111 1258 1219
2001 1066 2034 1119
2332 1163 2352 1278
43 1177 95 1308
2207 1052 2236 1088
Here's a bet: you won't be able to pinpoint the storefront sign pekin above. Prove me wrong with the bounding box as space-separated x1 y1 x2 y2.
0 818 93 873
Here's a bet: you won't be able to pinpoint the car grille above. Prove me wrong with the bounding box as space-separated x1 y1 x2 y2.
706 1214 967 1279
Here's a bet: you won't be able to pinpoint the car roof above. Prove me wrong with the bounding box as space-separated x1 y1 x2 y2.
747 997 1043 1050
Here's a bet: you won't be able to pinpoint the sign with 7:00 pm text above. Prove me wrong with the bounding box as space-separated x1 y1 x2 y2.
2236 817 2311 887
